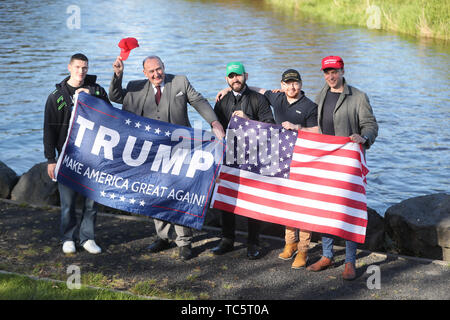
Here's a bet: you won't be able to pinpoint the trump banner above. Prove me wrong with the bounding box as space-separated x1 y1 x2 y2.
211 116 369 243
55 92 224 230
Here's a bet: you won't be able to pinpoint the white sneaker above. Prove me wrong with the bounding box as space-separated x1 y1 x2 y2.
82 240 102 254
62 241 76 254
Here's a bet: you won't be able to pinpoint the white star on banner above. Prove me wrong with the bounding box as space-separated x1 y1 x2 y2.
125 119 131 125
100 191 106 197
130 198 136 204
135 122 141 128
145 125 151 132
165 130 171 137
120 196 125 202
139 200 145 206
155 128 161 134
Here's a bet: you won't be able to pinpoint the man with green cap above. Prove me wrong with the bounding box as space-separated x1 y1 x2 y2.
211 62 275 260
215 68 319 268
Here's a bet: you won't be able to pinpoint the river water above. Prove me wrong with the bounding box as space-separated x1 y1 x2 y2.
0 0 448 215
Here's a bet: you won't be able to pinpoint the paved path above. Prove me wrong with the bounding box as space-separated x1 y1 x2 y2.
0 199 449 301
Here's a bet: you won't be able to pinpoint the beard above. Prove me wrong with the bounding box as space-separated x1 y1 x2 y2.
229 79 246 92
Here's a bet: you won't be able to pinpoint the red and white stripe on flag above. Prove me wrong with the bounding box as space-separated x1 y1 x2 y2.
211 130 369 243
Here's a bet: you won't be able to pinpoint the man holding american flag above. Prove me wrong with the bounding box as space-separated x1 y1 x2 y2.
306 56 378 280
211 57 377 280
216 68 320 268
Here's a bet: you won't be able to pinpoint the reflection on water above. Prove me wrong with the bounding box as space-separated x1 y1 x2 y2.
0 0 448 215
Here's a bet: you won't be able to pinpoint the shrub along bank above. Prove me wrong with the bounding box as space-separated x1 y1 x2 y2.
264 0 449 40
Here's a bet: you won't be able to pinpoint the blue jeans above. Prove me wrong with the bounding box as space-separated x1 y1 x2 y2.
322 236 357 264
58 183 97 245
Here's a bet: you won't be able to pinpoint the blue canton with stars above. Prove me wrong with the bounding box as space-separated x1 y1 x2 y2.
225 116 297 178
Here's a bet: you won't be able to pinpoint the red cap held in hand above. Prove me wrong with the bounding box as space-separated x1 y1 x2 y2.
118 37 139 60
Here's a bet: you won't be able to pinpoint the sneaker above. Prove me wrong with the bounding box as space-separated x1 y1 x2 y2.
62 241 76 254
82 240 102 254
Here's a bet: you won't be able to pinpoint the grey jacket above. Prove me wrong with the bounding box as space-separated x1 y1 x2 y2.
109 73 218 127
315 78 378 149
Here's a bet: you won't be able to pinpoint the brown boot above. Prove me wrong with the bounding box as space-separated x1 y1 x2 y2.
306 256 333 272
291 251 308 269
278 242 298 260
342 262 356 280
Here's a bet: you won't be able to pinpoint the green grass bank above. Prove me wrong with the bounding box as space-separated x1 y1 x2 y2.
264 0 449 40
0 273 145 300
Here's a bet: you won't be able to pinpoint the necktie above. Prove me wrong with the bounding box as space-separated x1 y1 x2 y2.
155 86 161 105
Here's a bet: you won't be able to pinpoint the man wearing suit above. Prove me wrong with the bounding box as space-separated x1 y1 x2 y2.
109 55 225 260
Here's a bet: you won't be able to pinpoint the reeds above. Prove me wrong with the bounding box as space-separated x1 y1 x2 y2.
264 0 449 40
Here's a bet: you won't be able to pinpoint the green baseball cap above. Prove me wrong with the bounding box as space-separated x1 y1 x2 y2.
226 61 245 77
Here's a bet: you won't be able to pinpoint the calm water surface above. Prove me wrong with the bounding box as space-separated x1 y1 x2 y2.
0 0 448 215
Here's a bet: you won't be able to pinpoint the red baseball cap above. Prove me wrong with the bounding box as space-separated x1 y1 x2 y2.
321 56 344 70
118 37 139 60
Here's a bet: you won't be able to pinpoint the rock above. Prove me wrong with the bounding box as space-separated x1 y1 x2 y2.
361 207 385 252
11 162 59 206
311 207 385 252
0 161 19 199
385 193 450 261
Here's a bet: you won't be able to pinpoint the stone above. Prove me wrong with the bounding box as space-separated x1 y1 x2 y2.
0 161 19 199
310 207 385 252
385 193 450 261
361 207 385 252
11 162 59 206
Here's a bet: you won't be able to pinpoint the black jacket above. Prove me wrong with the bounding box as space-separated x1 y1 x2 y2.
43 75 110 163
214 86 275 128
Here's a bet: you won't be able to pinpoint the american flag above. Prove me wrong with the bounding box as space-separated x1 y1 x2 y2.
211 116 369 243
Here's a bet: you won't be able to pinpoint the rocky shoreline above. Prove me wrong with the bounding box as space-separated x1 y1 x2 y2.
1 160 449 261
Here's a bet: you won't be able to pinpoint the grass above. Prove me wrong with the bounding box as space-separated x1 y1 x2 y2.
130 279 197 300
264 0 449 40
0 273 145 300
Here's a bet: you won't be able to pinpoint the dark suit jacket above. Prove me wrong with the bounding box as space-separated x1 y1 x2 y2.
109 73 218 127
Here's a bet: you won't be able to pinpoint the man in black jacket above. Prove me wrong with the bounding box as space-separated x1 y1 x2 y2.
211 62 275 259
43 53 110 255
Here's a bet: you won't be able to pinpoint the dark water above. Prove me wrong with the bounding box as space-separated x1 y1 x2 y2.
0 0 448 215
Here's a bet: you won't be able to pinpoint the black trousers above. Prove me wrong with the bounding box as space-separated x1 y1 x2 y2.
220 210 260 245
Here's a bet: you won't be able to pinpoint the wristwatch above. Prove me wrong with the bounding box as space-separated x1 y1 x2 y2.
362 135 369 143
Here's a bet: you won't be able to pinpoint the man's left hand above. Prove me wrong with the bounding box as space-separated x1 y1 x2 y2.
350 134 367 144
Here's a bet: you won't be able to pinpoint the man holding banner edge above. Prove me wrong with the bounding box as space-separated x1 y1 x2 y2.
211 61 275 260
306 56 378 280
43 53 110 255
110 54 225 260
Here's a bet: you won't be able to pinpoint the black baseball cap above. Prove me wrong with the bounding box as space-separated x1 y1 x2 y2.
281 69 301 82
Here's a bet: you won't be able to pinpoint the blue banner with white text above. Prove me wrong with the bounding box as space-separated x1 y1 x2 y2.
55 92 224 230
